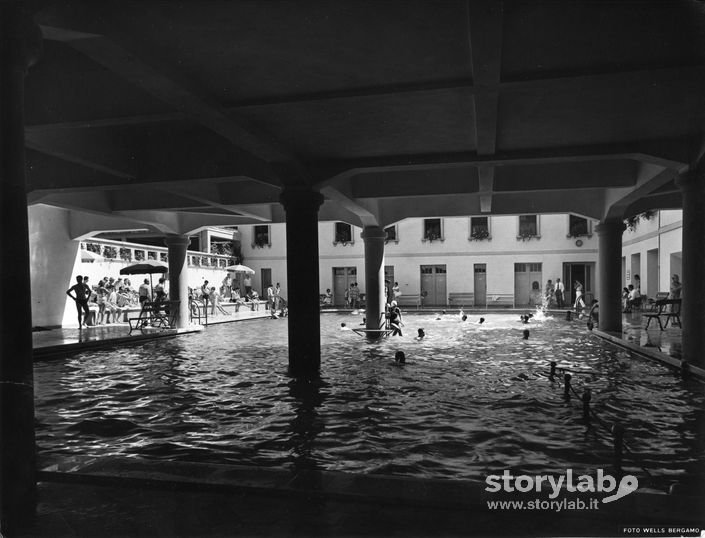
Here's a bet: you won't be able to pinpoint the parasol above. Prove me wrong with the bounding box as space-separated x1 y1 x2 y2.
119 260 168 298
225 264 255 274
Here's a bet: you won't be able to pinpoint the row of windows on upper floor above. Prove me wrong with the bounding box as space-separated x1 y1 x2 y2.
248 215 593 248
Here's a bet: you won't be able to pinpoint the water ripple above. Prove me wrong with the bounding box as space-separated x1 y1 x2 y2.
34 312 705 489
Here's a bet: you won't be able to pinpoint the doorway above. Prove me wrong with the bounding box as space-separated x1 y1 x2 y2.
420 265 447 306
333 266 357 306
630 253 641 290
563 263 594 306
385 265 395 303
514 263 542 306
260 268 271 298
474 264 487 306
646 249 658 298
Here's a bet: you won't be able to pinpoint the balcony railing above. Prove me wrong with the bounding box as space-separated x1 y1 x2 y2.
80 238 231 269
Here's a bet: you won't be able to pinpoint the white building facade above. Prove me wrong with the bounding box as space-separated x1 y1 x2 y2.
238 214 602 308
621 210 683 299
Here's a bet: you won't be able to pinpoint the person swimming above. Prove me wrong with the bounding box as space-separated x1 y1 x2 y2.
523 329 530 340
389 302 403 336
394 351 406 364
417 328 425 339
479 317 485 324
461 315 468 322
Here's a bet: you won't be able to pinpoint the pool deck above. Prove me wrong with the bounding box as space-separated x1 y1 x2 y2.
15 457 704 537
32 309 272 359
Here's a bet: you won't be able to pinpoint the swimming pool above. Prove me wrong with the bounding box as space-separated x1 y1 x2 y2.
34 312 705 491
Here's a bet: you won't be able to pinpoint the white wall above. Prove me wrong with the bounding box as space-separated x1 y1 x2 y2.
239 214 599 303
29 205 77 328
29 205 234 327
621 210 682 296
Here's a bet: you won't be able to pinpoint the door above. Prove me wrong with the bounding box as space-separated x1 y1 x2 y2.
385 265 395 303
646 249 658 299
333 267 357 306
474 264 487 306
260 268 271 297
514 263 542 306
564 263 593 305
420 265 447 306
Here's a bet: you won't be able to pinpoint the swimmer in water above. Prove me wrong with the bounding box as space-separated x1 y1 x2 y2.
520 314 534 324
389 301 403 336
417 328 425 339
394 351 406 364
461 314 468 322
479 317 485 324
523 329 530 340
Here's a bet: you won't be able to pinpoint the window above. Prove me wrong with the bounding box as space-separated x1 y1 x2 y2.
423 218 443 241
384 225 398 243
517 215 540 240
252 225 270 248
334 222 353 245
568 215 591 238
469 216 491 241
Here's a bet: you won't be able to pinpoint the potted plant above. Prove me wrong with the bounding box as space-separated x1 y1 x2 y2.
470 228 491 241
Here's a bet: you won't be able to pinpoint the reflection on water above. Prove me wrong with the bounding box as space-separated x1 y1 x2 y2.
34 312 705 490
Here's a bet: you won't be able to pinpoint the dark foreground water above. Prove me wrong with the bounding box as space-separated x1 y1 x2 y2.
34 312 705 491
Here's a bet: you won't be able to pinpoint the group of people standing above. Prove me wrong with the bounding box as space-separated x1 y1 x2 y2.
540 278 568 308
66 274 144 328
541 278 589 313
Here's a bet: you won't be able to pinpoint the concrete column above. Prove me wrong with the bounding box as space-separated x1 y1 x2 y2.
0 4 42 531
676 170 705 367
595 220 625 333
280 188 324 378
164 235 191 329
361 226 386 336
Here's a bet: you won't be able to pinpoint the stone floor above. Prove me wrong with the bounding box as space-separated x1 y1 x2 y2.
10 457 704 537
32 309 271 359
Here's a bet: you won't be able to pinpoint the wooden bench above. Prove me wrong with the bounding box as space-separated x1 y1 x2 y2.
643 299 681 331
487 294 515 308
395 294 422 309
448 292 474 307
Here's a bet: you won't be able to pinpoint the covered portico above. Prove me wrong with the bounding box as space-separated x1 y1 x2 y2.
3 0 705 530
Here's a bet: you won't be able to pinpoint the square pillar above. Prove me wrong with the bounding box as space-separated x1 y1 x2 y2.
164 235 191 329
595 220 625 332
280 188 324 378
1 5 42 531
361 226 386 336
676 171 705 367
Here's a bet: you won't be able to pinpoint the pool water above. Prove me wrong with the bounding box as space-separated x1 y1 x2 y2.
34 312 705 490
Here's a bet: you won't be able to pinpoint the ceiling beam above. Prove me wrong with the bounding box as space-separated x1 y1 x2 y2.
467 0 502 156
40 25 304 185
24 63 705 131
314 140 690 184
319 186 380 228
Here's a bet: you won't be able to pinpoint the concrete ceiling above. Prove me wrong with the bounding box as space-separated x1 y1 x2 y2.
24 0 705 234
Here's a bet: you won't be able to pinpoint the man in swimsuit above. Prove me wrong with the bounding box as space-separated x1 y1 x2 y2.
66 275 91 328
